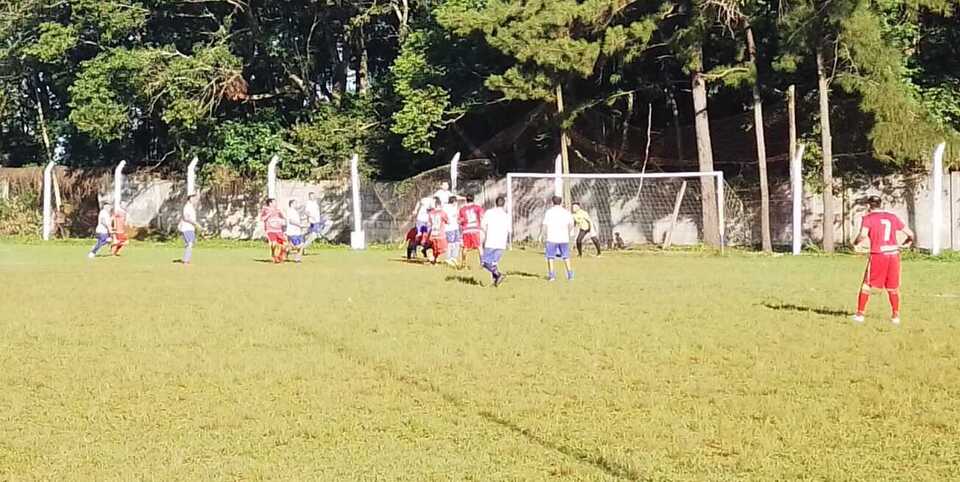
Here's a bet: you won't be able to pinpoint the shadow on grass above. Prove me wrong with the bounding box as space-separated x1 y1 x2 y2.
762 302 848 317
282 321 646 482
505 270 540 279
445 275 482 286
477 410 644 481
389 257 431 265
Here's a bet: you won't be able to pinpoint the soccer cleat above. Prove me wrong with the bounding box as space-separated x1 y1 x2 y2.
87 252 95 259
493 274 505 287
851 314 865 324
567 271 574 281
547 274 556 282
891 316 901 326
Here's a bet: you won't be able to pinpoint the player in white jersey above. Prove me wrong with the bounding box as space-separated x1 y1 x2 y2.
541 195 575 281
442 195 461 266
412 193 436 252
433 181 453 208
88 202 113 259
179 194 198 264
480 196 511 286
285 200 305 263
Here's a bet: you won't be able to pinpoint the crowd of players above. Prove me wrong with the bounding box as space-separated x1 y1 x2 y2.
402 181 610 285
84 183 913 321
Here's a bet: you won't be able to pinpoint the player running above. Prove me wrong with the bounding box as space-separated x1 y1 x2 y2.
179 194 198 264
427 197 449 265
541 195 575 281
459 194 485 268
302 192 325 252
260 198 287 264
110 205 129 256
285 200 305 263
88 202 113 259
480 196 511 286
443 195 462 267
572 202 602 257
852 195 914 325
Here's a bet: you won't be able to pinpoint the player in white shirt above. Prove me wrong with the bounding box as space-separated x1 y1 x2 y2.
412 194 436 253
480 196 511 287
302 192 325 252
285 200 305 263
88 202 113 259
442 195 462 266
179 194 198 264
433 181 453 208
541 195 575 281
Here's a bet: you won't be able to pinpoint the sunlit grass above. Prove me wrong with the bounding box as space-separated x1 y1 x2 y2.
1 242 958 481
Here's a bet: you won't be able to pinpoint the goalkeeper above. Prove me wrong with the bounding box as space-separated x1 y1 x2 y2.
572 202 602 257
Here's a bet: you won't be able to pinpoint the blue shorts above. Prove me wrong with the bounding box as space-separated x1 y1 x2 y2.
288 235 304 246
545 242 571 260
308 222 324 235
446 230 461 244
482 248 504 266
181 231 196 244
416 222 429 235
96 233 110 243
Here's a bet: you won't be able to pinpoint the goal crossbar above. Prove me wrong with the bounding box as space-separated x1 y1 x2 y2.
506 171 725 250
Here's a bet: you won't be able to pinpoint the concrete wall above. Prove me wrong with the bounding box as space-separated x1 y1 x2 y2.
13 168 959 250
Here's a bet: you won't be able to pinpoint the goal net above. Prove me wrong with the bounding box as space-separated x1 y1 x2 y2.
507 172 745 249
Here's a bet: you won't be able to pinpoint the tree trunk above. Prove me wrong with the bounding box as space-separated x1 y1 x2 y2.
356 29 369 95
555 84 572 205
691 65 721 247
816 48 835 252
669 88 685 162
746 26 771 252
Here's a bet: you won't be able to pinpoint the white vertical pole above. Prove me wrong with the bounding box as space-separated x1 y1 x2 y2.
187 156 199 196
716 171 725 253
506 173 514 250
932 142 946 256
267 155 280 199
42 161 55 240
791 144 806 255
553 153 563 197
350 153 365 250
450 152 461 193
113 160 126 208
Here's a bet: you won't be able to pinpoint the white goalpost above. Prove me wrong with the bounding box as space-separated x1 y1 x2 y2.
506 171 726 250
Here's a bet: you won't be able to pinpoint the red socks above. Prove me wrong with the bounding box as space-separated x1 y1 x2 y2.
856 291 870 314
857 290 900 317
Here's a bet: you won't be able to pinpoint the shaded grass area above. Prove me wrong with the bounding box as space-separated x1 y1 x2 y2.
1 243 959 480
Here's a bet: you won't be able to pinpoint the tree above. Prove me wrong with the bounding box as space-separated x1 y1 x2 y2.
438 0 661 174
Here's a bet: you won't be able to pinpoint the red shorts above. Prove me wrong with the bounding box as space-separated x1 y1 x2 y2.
864 253 901 289
267 232 286 245
430 235 447 256
462 232 481 250
113 233 128 244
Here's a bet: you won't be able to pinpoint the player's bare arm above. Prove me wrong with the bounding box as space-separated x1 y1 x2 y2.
901 226 915 247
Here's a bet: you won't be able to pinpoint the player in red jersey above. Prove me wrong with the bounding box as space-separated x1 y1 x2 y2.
260 198 288 263
427 197 448 264
852 196 914 325
110 205 129 256
458 194 485 267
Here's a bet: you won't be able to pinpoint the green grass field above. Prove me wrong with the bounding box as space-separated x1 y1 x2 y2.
1 242 959 481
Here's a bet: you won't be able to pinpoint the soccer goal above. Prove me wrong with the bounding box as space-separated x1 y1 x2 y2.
506 171 727 249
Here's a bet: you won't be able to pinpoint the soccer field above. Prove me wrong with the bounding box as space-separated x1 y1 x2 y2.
1 243 959 481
